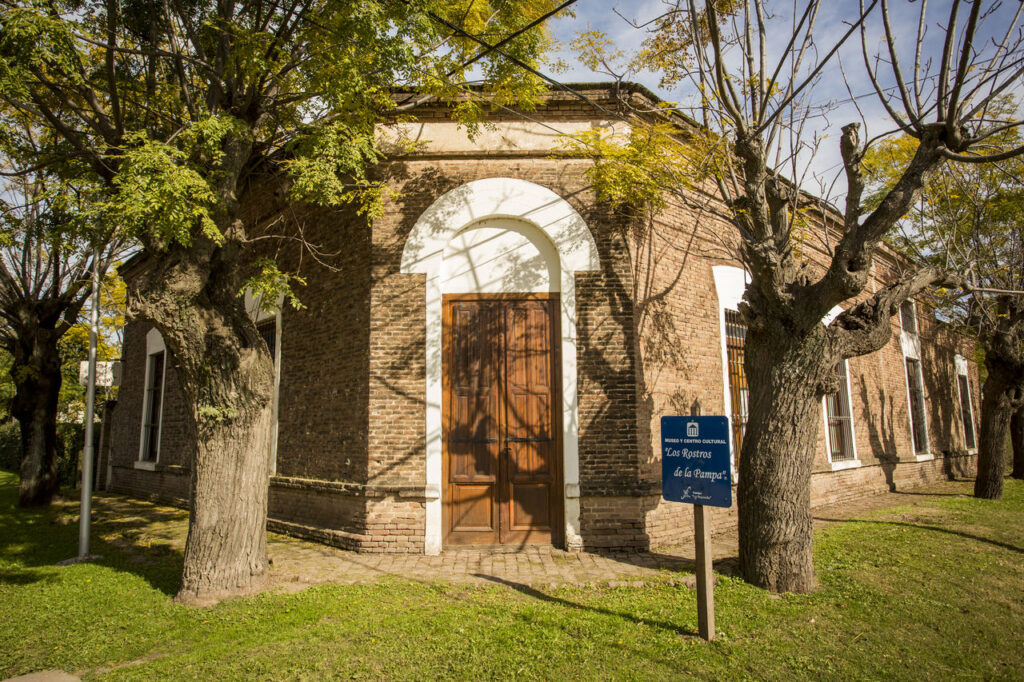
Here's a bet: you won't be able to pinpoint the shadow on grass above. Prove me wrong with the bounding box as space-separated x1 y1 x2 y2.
473 574 699 637
592 550 742 579
0 472 184 596
888 491 967 497
811 517 1024 555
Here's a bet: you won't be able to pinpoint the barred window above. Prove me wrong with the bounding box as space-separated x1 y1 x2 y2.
957 373 976 450
254 315 282 474
825 363 855 462
141 351 165 462
724 309 748 456
906 358 929 454
257 318 277 358
900 300 918 336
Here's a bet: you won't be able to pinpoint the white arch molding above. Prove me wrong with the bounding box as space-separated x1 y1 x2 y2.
400 177 601 554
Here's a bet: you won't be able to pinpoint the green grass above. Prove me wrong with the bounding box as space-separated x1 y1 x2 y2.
1 471 1022 680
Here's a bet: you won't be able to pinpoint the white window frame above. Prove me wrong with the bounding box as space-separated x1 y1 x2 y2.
821 360 861 470
713 265 750 474
954 354 978 453
136 328 167 470
899 301 932 459
245 290 283 474
819 306 860 470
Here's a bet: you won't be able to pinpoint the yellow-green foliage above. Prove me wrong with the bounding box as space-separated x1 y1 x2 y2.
239 258 307 313
862 97 1024 325
561 122 715 211
110 133 220 246
0 0 570 273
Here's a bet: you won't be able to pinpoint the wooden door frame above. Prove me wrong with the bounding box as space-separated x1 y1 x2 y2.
441 293 565 548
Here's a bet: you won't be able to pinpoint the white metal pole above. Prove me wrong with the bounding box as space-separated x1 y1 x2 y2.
78 248 100 559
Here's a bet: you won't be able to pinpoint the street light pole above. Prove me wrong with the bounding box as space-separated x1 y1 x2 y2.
78 247 100 559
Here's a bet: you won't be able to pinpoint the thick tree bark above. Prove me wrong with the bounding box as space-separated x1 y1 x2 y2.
10 330 63 507
974 370 1013 500
130 131 276 604
1011 408 1024 480
133 253 275 605
178 352 272 605
738 319 831 594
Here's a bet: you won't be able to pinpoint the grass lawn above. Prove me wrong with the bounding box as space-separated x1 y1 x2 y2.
0 471 1022 680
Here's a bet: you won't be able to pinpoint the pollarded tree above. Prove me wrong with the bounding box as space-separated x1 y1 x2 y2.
0 118 121 506
0 0 566 603
568 0 1024 592
863 111 1024 499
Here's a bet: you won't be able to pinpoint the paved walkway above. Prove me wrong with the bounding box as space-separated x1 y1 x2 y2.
83 481 972 594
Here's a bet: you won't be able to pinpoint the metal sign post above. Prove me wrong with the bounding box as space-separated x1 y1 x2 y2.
78 250 100 559
661 415 733 641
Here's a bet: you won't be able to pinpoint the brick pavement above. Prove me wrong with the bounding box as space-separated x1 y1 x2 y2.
83 482 968 595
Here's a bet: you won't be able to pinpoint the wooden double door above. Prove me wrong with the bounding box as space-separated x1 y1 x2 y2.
442 294 563 547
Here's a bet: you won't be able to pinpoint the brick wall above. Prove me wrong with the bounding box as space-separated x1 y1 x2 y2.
106 86 983 555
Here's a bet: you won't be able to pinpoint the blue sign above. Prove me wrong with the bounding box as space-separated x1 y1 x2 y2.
661 416 732 508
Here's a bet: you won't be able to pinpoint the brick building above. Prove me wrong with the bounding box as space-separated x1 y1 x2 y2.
104 84 981 554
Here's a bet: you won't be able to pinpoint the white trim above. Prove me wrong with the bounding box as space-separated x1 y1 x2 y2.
245 290 284 474
137 328 167 464
133 460 158 471
830 458 863 471
899 300 922 359
400 178 600 555
954 354 978 453
899 301 930 456
271 308 282 472
903 355 931 457
712 265 749 472
821 308 859 467
821 356 860 467
915 453 936 462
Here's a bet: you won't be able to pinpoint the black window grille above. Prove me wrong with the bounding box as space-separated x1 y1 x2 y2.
724 309 748 456
906 358 928 453
825 364 856 462
958 373 976 450
142 351 165 462
257 318 277 358
900 300 917 336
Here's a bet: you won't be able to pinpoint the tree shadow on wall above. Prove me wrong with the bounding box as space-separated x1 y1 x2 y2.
858 375 900 491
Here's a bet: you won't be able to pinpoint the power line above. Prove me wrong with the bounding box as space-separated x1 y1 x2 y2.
423 7 627 123
446 0 579 77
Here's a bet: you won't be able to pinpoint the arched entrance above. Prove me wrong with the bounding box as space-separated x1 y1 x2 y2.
401 178 600 554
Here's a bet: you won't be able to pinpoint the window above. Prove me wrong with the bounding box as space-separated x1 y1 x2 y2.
245 292 282 474
724 308 749 456
900 300 918 336
138 329 167 465
956 359 977 451
905 357 929 454
257 318 277 358
141 351 165 462
824 362 857 463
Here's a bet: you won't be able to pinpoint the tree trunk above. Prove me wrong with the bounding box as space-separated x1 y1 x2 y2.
131 240 274 605
178 374 272 605
126 131 276 605
1010 408 1024 480
974 370 1012 499
10 330 63 507
738 320 831 593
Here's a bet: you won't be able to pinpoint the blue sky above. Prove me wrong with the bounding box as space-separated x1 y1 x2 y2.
536 1 1024 197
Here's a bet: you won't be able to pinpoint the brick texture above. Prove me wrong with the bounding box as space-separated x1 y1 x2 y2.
106 85 982 554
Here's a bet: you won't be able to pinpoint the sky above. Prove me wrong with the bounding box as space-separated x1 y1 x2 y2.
533 0 1024 199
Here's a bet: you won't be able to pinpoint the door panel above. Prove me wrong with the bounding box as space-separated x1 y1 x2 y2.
503 300 556 543
444 301 501 544
443 295 562 547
